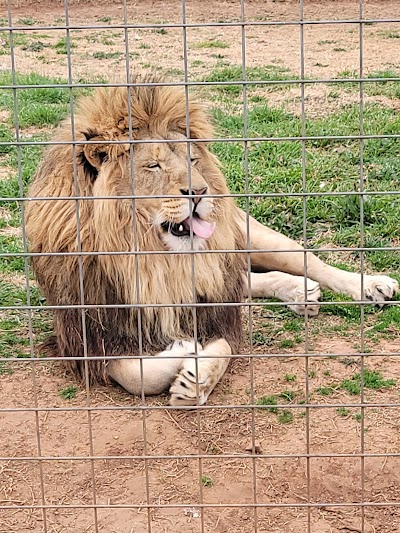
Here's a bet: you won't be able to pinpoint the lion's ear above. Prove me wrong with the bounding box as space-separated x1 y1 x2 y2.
82 131 108 171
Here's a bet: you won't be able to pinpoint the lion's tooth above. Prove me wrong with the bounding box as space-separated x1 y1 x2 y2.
178 224 183 232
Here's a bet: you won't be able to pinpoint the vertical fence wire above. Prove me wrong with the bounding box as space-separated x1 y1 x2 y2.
121 2 153 530
299 2 312 532
181 2 206 530
358 1 366 531
239 1 259 531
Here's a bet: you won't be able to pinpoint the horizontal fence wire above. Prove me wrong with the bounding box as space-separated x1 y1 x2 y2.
1 17 400 31
1 400 400 413
1 350 400 363
1 76 400 89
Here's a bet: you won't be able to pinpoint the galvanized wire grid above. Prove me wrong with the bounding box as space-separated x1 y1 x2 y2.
0 0 399 532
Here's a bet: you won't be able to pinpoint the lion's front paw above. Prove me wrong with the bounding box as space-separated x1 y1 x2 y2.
169 357 212 407
288 278 321 317
364 275 399 306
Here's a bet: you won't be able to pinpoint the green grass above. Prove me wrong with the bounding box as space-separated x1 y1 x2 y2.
0 143 44 209
97 16 112 23
0 236 24 273
279 390 296 402
204 65 295 96
22 41 47 52
0 326 29 359
93 51 121 60
316 386 335 396
0 33 29 50
311 368 396 399
278 339 296 349
334 69 400 100
54 36 76 55
365 70 400 99
256 395 278 413
0 362 13 375
377 30 400 39
251 331 271 346
192 40 229 49
59 385 78 399
201 474 214 487
0 72 72 128
17 17 37 26
0 280 45 307
256 392 296 424
0 72 88 210
278 410 294 424
339 369 396 395
0 281 50 362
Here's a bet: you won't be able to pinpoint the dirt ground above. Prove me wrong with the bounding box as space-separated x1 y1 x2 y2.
2 338 400 533
1 1 400 532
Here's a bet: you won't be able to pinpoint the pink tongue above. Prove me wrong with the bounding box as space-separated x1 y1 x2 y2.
184 217 216 240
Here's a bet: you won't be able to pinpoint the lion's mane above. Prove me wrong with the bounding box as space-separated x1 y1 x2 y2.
25 75 245 385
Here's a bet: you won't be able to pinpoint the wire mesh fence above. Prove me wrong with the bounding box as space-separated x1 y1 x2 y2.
0 0 399 532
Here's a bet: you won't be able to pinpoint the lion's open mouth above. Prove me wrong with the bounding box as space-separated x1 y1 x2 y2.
161 214 216 240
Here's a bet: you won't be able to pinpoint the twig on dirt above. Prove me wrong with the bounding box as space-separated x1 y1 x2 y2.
292 492 309 502
96 391 123 405
42 410 49 424
163 409 185 432
380 455 388 471
215 508 226 528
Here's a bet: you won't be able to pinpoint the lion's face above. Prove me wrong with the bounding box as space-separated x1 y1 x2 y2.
134 132 216 251
91 131 224 252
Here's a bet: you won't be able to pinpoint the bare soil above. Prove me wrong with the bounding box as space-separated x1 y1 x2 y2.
2 336 400 533
1 1 400 532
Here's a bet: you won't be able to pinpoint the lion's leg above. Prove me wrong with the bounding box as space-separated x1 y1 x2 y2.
169 339 231 406
107 340 202 396
243 271 321 316
237 208 398 304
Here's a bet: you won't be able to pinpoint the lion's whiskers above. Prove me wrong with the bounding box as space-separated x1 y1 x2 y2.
142 213 163 239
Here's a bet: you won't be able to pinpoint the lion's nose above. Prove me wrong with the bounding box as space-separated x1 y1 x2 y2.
180 187 208 205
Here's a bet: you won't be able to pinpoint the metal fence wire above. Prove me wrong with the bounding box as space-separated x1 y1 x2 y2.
0 0 400 532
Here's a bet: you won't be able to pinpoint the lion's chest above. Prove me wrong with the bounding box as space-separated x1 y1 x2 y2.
137 253 226 305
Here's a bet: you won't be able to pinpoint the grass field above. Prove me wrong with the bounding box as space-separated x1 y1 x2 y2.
0 66 399 380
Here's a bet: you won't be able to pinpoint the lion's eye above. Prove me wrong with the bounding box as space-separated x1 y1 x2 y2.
190 157 199 164
147 162 160 169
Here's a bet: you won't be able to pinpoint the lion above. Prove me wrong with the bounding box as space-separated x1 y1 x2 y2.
25 74 399 406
